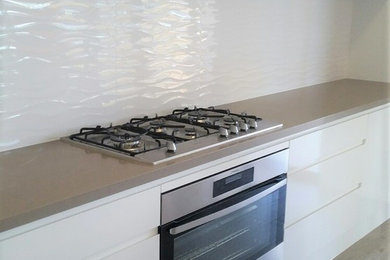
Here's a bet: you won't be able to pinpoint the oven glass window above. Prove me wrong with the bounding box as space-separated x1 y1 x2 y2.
172 188 285 260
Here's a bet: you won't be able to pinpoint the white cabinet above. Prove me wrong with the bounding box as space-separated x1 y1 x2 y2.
0 187 160 260
285 108 390 260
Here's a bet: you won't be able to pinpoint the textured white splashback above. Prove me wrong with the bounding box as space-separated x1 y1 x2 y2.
0 0 353 151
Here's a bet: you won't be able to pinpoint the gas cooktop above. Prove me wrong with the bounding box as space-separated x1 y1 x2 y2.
65 107 282 164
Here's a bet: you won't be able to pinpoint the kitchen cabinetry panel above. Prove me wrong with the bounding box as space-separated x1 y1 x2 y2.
362 106 390 226
0 187 160 260
285 145 365 227
104 235 159 260
285 187 363 260
288 116 367 173
285 107 390 260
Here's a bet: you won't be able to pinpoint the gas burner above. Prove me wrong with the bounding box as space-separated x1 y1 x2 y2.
119 141 143 152
109 132 141 144
190 116 207 124
148 119 185 130
121 138 140 147
173 108 225 119
151 126 166 133
188 111 211 118
111 138 141 150
223 117 238 125
188 111 225 118
184 127 197 138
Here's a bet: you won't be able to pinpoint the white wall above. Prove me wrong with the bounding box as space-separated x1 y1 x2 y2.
0 0 354 151
349 0 390 82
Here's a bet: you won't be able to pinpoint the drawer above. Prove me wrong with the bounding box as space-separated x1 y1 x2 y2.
104 235 159 260
285 145 366 227
284 185 364 260
0 187 160 260
288 115 367 173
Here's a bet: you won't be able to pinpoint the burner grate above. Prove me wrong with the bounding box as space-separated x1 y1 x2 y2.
66 106 277 163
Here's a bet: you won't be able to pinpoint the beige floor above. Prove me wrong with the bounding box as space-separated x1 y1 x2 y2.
334 220 390 260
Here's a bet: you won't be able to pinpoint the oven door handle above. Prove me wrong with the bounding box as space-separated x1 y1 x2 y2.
169 179 286 235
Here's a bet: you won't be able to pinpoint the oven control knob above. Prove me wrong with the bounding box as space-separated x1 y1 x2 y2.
239 122 249 132
230 125 239 134
167 141 177 153
248 119 258 129
219 127 229 137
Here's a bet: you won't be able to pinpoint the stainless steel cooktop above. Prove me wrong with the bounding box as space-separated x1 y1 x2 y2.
65 107 283 164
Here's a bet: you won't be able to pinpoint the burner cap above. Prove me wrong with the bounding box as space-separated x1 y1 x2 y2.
184 127 197 137
152 126 166 133
120 141 143 152
109 132 141 143
223 117 238 125
189 116 207 124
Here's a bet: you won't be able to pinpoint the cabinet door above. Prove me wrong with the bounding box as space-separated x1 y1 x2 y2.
285 187 362 260
286 145 365 227
288 116 367 173
104 235 159 260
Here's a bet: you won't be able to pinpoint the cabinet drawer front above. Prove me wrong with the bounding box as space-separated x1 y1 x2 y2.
289 116 367 173
104 235 159 260
0 187 160 260
284 187 363 260
286 145 365 227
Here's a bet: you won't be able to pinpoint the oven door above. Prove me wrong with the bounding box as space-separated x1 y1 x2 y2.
159 174 286 260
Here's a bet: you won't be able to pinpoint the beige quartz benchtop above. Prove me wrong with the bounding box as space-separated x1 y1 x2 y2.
1 79 389 232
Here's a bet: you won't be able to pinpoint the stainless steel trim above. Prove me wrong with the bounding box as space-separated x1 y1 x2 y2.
161 149 288 225
169 179 286 235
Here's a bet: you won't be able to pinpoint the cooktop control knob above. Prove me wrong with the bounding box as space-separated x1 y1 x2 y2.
167 141 177 153
239 122 249 132
248 119 258 129
230 125 239 134
219 127 229 137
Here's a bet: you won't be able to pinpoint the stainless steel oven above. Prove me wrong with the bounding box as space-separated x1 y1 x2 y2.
160 148 288 260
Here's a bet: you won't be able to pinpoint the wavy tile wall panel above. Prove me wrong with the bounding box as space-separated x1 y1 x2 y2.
0 0 353 151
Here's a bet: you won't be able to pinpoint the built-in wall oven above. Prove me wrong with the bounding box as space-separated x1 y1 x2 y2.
160 148 288 260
